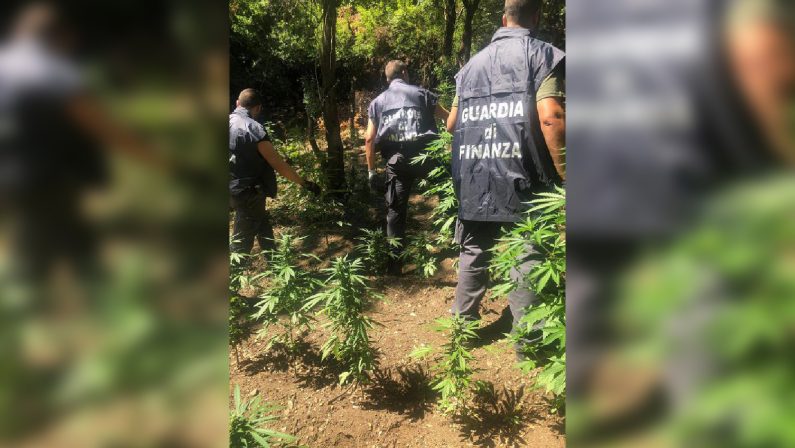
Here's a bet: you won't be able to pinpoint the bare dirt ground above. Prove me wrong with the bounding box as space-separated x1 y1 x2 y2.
230 192 564 447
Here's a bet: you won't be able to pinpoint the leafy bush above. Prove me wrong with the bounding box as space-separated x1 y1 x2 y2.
230 385 297 448
265 134 345 225
433 63 458 108
491 187 566 408
305 256 380 386
354 229 399 276
252 232 319 353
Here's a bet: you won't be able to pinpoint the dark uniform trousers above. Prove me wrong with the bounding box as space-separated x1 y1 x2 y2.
230 186 274 257
451 219 538 332
384 151 436 256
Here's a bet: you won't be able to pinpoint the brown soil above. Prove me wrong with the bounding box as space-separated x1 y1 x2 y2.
231 241 563 447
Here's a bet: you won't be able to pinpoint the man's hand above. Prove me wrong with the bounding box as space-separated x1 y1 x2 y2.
303 180 321 197
368 170 380 193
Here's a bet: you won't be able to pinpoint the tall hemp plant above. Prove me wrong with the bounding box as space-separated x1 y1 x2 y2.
354 228 399 276
230 237 254 365
305 256 380 387
409 314 480 416
252 232 319 354
431 315 480 415
411 131 458 249
491 187 566 410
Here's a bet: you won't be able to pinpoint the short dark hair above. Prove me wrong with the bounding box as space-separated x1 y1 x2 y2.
504 0 542 27
385 60 408 82
238 88 262 109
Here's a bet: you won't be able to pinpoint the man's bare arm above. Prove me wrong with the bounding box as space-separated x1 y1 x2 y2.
446 105 458 133
365 119 377 172
537 97 566 180
257 140 306 186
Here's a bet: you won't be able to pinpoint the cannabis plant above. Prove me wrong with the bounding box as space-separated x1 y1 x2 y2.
252 232 318 353
230 385 297 448
401 232 440 278
411 131 458 249
491 187 566 406
430 315 480 415
230 239 254 364
354 229 399 276
305 256 380 386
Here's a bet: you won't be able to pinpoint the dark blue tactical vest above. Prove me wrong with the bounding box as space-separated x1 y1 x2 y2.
368 79 439 159
229 107 277 197
452 27 564 222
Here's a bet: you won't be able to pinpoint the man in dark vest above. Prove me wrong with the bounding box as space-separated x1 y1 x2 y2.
446 0 566 351
229 88 320 258
365 60 450 274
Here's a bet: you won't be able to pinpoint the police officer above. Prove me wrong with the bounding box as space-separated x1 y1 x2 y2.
446 0 566 349
365 60 449 274
230 88 320 258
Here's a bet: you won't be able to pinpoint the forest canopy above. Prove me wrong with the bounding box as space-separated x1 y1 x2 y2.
231 0 564 112
230 0 564 188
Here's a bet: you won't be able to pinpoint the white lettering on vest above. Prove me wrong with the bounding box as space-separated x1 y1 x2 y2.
511 142 522 158
459 101 524 123
497 102 509 118
513 101 524 118
458 141 523 160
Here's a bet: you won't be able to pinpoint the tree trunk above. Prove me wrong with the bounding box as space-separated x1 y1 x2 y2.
460 0 479 64
320 0 346 192
307 111 323 163
349 86 357 148
443 0 456 58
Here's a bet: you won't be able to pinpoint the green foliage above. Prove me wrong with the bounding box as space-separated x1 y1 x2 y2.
352 0 445 84
266 135 347 225
408 343 434 360
491 187 566 406
401 232 440 278
390 131 458 278
539 0 566 49
305 257 380 386
230 385 297 448
230 0 319 94
434 72 458 109
231 0 566 114
253 232 319 352
431 315 480 415
412 131 458 249
611 176 795 446
354 229 400 276
230 240 254 359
